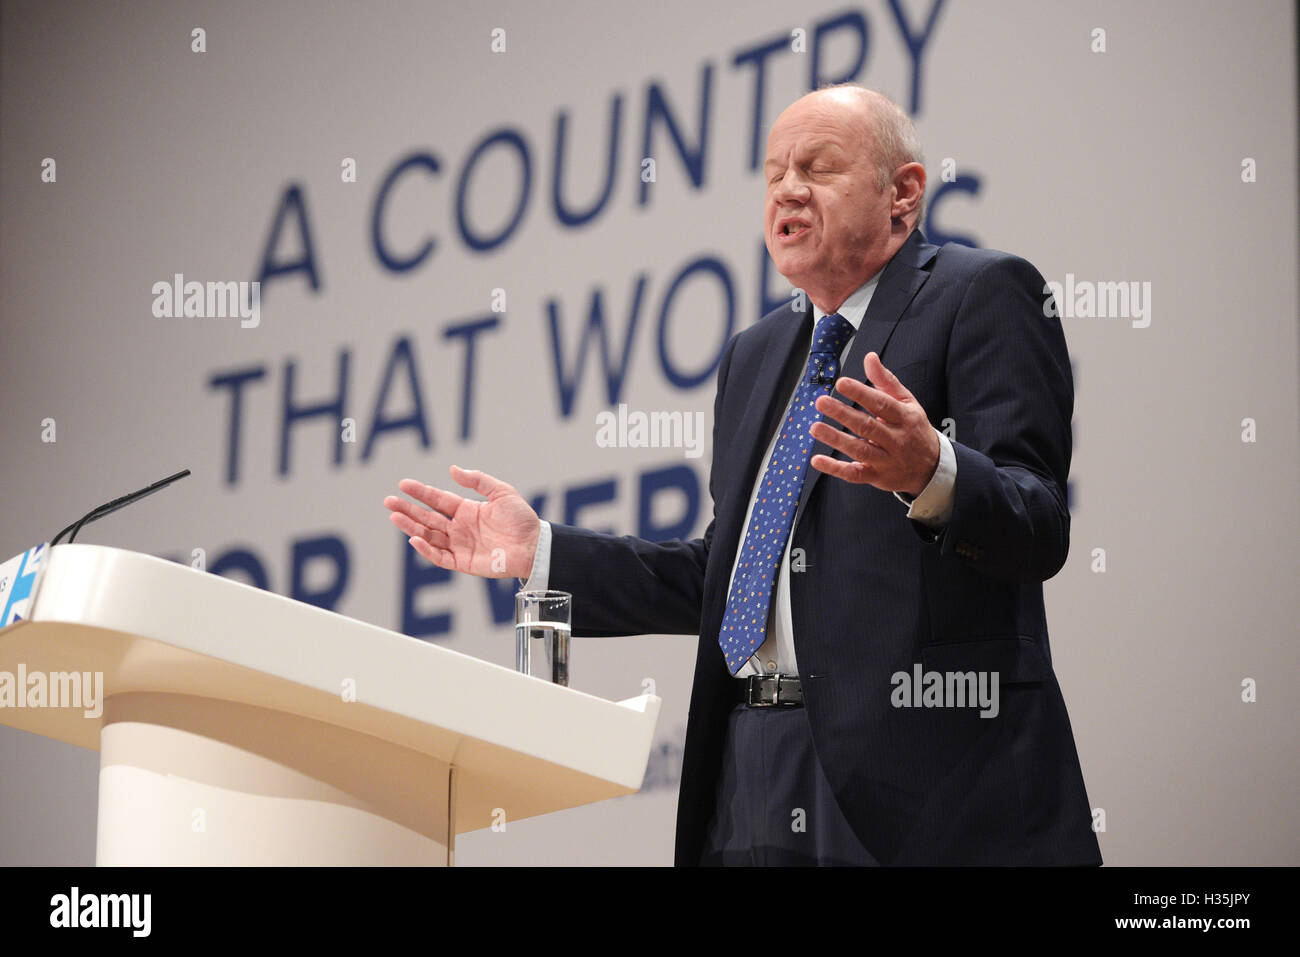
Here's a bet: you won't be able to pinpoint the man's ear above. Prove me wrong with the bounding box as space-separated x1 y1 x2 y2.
892 162 926 219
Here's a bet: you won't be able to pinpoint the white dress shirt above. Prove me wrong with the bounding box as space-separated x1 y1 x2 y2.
521 273 957 677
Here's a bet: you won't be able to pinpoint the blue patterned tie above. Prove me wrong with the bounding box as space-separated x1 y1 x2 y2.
718 312 856 675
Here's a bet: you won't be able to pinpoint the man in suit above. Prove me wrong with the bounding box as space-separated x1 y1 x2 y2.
385 85 1101 866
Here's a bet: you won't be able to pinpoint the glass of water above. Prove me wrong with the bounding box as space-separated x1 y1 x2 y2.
514 590 572 686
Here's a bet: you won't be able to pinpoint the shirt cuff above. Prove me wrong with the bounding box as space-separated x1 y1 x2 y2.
894 430 956 528
518 520 551 591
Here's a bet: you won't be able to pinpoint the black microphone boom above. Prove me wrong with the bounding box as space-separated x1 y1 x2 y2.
51 469 192 546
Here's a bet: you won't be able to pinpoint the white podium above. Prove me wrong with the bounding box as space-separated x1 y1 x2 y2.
0 544 661 865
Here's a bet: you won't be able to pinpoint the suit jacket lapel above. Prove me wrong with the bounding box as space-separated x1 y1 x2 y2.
794 229 937 522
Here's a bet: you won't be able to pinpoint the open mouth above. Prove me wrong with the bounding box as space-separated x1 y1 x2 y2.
778 221 811 240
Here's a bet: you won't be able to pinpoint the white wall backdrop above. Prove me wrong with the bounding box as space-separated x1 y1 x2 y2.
1 0 1296 865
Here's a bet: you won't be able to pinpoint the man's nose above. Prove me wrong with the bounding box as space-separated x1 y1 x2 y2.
772 170 809 202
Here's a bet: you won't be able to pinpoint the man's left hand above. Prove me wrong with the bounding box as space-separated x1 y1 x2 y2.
809 352 940 497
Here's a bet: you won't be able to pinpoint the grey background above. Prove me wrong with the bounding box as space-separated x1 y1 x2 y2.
1 0 1296 865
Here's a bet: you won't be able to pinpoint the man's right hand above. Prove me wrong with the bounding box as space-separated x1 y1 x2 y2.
383 466 540 579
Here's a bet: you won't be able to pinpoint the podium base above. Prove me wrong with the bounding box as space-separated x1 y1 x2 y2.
95 692 453 866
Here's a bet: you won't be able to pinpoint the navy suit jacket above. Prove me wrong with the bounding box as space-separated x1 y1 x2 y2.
548 228 1102 865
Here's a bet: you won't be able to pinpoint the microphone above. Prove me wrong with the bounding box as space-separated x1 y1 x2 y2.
51 469 192 546
809 356 838 387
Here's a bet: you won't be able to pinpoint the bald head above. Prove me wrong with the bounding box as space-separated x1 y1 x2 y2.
781 85 927 221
